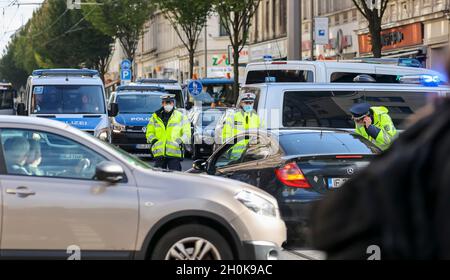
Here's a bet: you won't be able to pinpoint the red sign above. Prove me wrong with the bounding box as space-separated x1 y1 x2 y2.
358 23 423 54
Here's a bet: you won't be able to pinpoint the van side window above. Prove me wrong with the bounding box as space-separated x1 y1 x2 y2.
246 70 314 84
330 72 400 83
282 90 437 129
282 91 357 128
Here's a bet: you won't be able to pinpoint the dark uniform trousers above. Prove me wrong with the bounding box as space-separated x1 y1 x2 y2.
154 157 182 171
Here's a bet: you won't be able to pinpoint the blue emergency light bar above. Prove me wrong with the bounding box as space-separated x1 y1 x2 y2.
137 78 178 84
116 85 166 92
399 75 442 87
32 69 99 77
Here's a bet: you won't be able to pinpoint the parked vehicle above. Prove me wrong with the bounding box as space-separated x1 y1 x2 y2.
186 107 227 159
185 78 235 109
16 69 117 142
0 82 15 115
243 61 445 85
134 78 185 109
188 128 381 247
109 85 166 158
0 116 286 260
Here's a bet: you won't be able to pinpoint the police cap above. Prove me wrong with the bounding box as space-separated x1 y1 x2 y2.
160 94 175 102
350 103 371 118
240 92 256 103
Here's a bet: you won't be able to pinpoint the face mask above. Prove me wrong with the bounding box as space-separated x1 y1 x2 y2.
243 105 253 113
164 105 174 112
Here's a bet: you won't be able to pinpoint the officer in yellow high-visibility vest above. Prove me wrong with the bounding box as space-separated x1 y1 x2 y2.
221 93 262 160
146 94 191 171
350 103 398 151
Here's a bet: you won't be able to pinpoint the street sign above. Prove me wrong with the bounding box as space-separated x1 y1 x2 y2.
187 80 203 97
263 55 273 62
120 69 132 86
314 17 329 45
121 59 132 70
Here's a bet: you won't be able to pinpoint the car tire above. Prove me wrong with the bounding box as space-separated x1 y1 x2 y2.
150 224 233 260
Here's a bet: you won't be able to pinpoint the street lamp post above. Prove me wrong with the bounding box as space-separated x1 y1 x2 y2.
204 24 208 78
287 0 302 60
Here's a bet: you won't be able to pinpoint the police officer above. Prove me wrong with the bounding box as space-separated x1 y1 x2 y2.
146 94 190 171
350 103 398 151
221 93 262 160
222 92 262 143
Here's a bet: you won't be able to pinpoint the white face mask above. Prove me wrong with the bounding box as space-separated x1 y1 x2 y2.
164 104 174 112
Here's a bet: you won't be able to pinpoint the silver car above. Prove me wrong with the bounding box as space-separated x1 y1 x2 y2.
0 116 286 260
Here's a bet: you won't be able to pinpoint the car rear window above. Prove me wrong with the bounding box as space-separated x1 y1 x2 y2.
280 132 381 156
246 70 314 84
282 90 437 129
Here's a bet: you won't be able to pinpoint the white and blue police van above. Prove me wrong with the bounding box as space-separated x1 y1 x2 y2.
17 69 118 142
108 84 166 158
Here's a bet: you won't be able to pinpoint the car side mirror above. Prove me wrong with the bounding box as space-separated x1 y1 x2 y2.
109 103 119 117
193 159 207 171
95 161 124 184
17 103 26 116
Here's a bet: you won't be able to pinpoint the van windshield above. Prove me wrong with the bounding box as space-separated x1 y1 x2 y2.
116 94 162 114
32 85 106 115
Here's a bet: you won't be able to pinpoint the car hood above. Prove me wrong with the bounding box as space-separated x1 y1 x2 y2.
133 167 278 205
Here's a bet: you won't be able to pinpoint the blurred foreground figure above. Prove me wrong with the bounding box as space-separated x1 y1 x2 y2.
312 96 450 260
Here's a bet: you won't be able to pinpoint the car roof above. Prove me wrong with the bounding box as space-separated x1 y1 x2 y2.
243 82 450 91
0 115 77 131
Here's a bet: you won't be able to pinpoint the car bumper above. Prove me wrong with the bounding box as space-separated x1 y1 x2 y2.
241 241 283 260
229 210 287 260
279 200 320 248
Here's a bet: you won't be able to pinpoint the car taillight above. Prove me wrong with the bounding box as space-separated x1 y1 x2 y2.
271 61 287 65
275 162 311 188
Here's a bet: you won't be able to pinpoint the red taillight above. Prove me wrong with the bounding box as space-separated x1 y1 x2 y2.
275 162 311 188
335 155 364 159
271 61 287 65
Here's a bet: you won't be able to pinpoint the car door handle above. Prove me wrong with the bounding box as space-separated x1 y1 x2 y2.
6 187 36 197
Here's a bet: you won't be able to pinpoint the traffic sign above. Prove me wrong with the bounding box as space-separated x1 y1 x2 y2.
120 69 132 86
187 80 203 97
121 59 132 70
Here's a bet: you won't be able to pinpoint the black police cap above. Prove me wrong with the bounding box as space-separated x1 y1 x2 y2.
350 103 371 118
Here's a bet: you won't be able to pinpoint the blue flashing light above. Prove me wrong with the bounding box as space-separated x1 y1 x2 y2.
399 74 442 87
420 75 441 87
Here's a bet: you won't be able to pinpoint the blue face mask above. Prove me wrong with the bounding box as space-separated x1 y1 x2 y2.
243 105 254 112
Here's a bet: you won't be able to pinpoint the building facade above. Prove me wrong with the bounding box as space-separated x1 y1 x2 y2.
357 0 450 71
133 12 231 82
248 0 360 62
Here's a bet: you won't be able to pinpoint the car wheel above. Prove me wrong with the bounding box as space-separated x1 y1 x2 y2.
151 224 233 260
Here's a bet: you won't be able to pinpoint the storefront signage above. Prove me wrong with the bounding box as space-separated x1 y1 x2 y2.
358 23 423 54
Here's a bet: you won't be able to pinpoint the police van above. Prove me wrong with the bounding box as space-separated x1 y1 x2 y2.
213 75 450 145
17 69 118 141
108 85 166 158
243 61 444 85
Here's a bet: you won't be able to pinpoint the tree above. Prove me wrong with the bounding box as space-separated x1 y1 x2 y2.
83 0 154 62
214 0 261 100
154 0 212 80
352 0 390 58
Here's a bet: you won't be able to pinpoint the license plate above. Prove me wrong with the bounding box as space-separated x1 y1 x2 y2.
328 178 349 189
136 144 151 149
